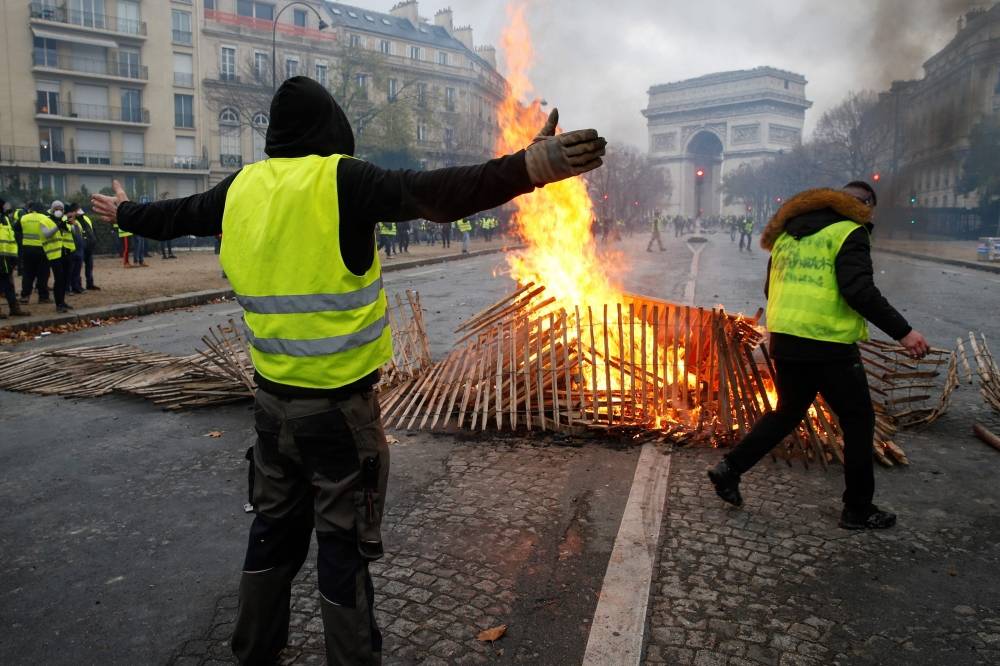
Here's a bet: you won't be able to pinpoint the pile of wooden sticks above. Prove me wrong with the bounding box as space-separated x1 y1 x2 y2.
958 332 1000 413
0 290 431 410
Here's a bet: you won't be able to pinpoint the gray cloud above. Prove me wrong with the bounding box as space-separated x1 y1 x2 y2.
342 0 975 147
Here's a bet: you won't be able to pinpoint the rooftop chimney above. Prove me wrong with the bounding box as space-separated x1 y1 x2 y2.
476 45 496 69
453 25 473 50
390 0 419 25
434 7 453 33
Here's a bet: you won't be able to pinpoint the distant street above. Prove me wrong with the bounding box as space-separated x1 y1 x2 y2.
1 229 998 665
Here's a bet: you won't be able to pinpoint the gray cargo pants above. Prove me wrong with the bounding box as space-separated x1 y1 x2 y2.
231 388 389 665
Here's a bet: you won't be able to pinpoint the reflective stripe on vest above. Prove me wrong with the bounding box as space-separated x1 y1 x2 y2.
0 219 17 258
40 218 61 261
19 212 47 247
115 224 132 238
220 154 392 390
59 221 76 252
766 220 869 344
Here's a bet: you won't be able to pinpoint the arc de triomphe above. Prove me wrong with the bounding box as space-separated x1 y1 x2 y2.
643 67 812 218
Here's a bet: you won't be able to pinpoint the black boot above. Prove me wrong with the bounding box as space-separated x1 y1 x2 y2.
708 459 744 507
839 504 896 530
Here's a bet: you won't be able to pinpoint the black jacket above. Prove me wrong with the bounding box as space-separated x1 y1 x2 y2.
116 76 535 397
760 190 911 362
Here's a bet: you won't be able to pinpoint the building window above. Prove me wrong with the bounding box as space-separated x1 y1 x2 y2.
285 57 299 80
417 123 427 142
445 87 456 111
293 8 307 27
171 10 192 44
33 174 66 198
438 51 448 66
252 112 268 162
117 48 141 79
173 52 194 87
36 84 60 115
444 127 454 144
121 88 143 123
174 94 194 128
237 0 274 20
379 40 391 55
220 108 241 160
254 52 269 83
38 127 64 163
76 129 112 164
33 37 58 67
123 132 145 166
117 0 142 35
355 74 369 100
73 0 107 29
387 78 398 101
416 82 427 108
349 34 362 49
221 46 237 81
315 63 328 88
410 45 420 60
175 136 196 167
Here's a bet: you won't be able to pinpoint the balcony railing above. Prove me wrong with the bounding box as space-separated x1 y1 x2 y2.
0 145 209 170
172 29 192 45
29 2 147 36
36 101 150 124
173 72 194 87
219 154 243 168
32 53 148 80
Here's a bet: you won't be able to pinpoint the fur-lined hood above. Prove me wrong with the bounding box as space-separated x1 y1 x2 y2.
760 188 872 250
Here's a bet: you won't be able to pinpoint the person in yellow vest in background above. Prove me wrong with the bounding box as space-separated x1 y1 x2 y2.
65 203 86 294
708 181 930 530
73 203 101 291
456 217 472 254
376 222 396 258
50 200 74 312
91 77 606 665
738 215 754 251
0 198 30 317
18 202 55 305
115 222 133 267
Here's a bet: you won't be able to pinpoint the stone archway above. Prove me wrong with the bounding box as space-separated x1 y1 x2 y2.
687 131 725 217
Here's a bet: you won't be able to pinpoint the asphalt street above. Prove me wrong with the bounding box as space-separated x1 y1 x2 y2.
1 229 998 665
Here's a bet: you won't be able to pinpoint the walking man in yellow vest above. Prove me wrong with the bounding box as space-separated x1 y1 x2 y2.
91 76 606 665
646 210 666 252
708 181 929 530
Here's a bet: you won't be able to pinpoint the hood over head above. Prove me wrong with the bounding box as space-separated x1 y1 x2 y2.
760 188 872 250
265 76 354 159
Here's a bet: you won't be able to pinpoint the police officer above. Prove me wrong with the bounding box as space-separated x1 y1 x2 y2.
0 199 30 318
91 77 606 665
708 181 930 530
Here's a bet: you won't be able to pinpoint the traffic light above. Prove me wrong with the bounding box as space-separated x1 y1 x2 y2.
872 172 881 182
695 168 705 178
909 195 917 204
775 196 783 204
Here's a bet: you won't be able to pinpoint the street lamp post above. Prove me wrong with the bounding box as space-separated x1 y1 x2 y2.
272 2 329 91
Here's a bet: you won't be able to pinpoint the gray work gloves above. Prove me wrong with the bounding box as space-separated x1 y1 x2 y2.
524 109 607 187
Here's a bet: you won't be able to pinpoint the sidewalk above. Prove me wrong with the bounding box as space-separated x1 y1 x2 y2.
1 237 517 336
875 238 1000 274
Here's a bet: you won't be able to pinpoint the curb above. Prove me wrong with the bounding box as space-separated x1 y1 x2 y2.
2 244 522 334
874 248 1000 275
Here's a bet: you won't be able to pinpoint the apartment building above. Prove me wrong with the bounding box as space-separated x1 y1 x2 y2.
0 0 507 201
0 0 209 202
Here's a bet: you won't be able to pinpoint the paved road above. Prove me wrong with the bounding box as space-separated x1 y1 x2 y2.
2 231 998 665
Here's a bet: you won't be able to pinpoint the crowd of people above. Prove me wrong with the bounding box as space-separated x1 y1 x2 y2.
0 198 101 317
375 215 501 259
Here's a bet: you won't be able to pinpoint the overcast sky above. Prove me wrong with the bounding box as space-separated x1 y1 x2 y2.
340 0 975 148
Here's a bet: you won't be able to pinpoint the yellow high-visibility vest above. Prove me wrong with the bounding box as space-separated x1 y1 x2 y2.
378 222 396 236
19 212 48 248
766 220 869 344
0 216 17 258
59 218 77 253
115 224 132 238
456 219 472 232
220 154 392 390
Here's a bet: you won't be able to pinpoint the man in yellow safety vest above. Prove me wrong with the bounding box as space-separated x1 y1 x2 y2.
0 198 30 317
91 76 606 665
708 181 929 530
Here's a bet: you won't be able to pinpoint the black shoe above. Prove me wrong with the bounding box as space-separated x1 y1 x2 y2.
839 505 896 530
18 297 29 304
56 305 71 313
71 289 85 294
88 285 101 291
708 460 744 507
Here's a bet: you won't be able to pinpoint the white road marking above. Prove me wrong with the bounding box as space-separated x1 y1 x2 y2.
397 267 445 277
583 444 672 666
683 242 705 305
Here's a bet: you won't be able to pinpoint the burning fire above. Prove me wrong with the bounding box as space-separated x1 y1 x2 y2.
494 3 696 426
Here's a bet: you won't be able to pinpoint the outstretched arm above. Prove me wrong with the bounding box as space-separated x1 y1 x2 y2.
91 173 240 240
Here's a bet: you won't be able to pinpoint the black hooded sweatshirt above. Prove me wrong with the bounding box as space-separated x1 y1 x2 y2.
765 208 911 362
116 77 534 397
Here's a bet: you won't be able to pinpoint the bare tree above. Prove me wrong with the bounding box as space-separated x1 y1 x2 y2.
586 144 669 225
812 90 893 182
